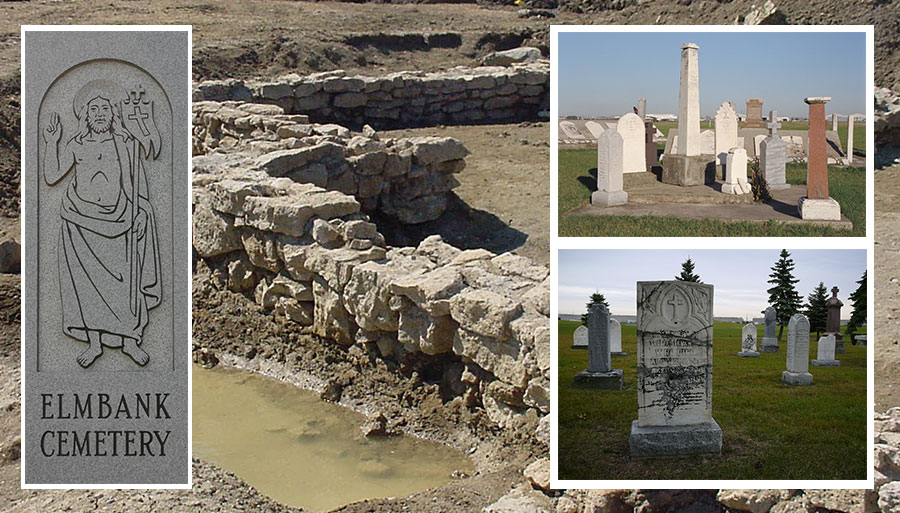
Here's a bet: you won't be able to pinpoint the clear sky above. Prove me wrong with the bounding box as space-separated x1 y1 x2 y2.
558 249 866 320
558 31 866 119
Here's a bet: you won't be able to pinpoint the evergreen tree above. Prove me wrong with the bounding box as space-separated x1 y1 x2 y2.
766 249 803 341
580 292 610 327
846 271 867 340
804 282 829 339
676 257 702 283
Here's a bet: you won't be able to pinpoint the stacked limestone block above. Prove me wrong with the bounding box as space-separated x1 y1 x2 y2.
192 160 550 432
193 101 469 224
192 62 550 129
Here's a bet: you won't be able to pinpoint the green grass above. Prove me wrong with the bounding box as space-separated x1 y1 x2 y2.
558 149 865 237
557 320 867 480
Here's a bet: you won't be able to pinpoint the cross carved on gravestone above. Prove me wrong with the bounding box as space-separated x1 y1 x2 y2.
767 110 781 136
667 294 686 321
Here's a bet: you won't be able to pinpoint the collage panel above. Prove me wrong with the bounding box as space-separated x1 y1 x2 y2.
554 27 869 238
552 248 870 486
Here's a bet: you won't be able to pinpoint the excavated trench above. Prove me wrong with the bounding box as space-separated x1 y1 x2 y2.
192 363 474 512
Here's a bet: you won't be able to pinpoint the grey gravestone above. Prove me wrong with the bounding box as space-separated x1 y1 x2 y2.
629 280 722 458
571 325 588 349
812 334 840 367
610 318 627 356
783 314 813 386
738 323 760 358
22 29 190 486
760 110 789 190
760 306 779 352
573 304 623 389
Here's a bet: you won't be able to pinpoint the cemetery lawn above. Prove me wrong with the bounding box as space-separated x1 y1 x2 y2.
557 320 867 481
558 149 865 237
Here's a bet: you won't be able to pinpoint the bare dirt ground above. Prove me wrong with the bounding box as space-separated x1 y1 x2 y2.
875 165 900 412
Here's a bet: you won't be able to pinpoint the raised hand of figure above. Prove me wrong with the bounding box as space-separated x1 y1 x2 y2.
43 112 61 144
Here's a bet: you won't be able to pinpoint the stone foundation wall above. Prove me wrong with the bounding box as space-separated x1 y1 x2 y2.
192 62 550 130
192 160 550 435
193 101 468 224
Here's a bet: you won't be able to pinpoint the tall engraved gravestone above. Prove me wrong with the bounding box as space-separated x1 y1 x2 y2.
592 129 627 207
661 43 711 187
824 286 846 353
812 334 840 367
738 323 759 357
760 110 789 191
22 29 190 486
760 306 779 352
629 281 722 458
799 97 842 221
783 314 813 386
573 304 623 389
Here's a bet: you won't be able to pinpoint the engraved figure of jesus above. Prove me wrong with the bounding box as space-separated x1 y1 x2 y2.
42 80 161 367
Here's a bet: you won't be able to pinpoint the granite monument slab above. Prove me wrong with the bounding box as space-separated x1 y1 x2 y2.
629 280 721 458
592 128 627 207
811 334 839 366
783 313 813 386
760 306 779 353
738 323 759 357
825 286 845 353
22 28 191 486
745 98 764 128
573 304 623 389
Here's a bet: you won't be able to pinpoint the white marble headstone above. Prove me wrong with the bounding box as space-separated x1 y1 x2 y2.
617 112 647 174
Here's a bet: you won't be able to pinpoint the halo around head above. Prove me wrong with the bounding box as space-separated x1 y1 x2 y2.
73 80 126 118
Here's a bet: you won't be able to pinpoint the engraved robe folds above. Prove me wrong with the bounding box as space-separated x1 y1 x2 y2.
58 134 161 345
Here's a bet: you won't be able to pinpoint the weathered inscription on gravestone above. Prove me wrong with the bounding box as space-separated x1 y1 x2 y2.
738 323 759 357
783 313 813 386
745 98 764 128
22 29 190 486
629 280 721 457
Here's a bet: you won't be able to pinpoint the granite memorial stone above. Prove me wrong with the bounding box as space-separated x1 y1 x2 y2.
799 97 842 220
592 129 628 207
574 304 623 389
811 334 840 366
845 114 855 165
571 325 588 349
618 112 646 174
825 286 845 353
723 147 751 194
22 28 190 486
610 318 626 356
714 101 738 167
745 98 764 128
760 306 779 352
783 313 813 386
738 323 760 357
760 110 789 190
661 43 711 186
629 280 722 458
644 120 657 172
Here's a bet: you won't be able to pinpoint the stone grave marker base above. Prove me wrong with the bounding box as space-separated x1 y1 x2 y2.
611 351 628 357
628 419 723 458
591 190 628 207
722 182 752 195
573 369 623 390
738 351 760 358
661 154 714 186
811 359 840 367
782 370 813 386
798 197 841 221
760 338 779 352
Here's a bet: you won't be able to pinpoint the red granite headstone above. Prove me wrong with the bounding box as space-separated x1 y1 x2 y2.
805 97 831 200
745 98 764 128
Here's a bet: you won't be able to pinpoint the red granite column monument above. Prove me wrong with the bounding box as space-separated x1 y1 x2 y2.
798 96 842 220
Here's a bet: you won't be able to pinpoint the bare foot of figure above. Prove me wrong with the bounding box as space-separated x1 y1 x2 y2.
122 338 149 366
76 341 103 368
